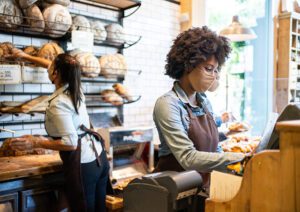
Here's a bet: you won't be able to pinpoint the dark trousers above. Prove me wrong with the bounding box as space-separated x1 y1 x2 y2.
81 152 110 212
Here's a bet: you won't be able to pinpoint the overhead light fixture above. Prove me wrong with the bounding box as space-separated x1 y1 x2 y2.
220 15 257 42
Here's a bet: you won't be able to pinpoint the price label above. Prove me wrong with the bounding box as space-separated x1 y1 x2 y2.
22 66 51 83
71 30 94 52
0 64 22 84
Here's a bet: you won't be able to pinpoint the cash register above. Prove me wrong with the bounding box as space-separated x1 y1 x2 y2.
123 170 202 212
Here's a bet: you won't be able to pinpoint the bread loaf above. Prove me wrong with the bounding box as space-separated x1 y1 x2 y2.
74 52 100 78
0 0 23 28
43 4 72 38
100 89 123 105
23 4 45 32
99 54 127 76
23 46 39 56
0 137 51 157
0 42 14 58
90 20 107 43
105 24 125 44
37 42 64 61
44 0 70 7
71 15 91 32
18 0 38 9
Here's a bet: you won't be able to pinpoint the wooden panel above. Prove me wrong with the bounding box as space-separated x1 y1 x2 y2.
205 151 281 212
206 120 300 212
90 0 140 9
0 154 62 181
0 193 18 212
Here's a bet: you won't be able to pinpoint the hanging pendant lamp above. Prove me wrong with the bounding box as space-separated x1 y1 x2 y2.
220 15 257 42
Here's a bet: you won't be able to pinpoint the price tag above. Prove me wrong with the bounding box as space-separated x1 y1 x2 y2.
0 64 22 84
22 66 51 84
71 30 94 52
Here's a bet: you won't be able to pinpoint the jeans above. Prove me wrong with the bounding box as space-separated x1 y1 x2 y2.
81 152 110 212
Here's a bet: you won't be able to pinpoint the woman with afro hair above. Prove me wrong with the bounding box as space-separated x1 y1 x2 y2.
153 26 245 191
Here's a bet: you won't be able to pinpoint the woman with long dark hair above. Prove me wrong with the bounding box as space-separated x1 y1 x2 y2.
9 50 109 212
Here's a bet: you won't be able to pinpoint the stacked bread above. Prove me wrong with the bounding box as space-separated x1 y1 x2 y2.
105 23 125 44
70 49 100 78
0 0 23 28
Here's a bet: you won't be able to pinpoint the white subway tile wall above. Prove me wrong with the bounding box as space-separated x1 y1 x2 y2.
0 0 179 141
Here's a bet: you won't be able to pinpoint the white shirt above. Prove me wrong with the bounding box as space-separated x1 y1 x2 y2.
45 85 103 163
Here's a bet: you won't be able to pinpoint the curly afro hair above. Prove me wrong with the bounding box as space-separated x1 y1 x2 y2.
165 26 231 79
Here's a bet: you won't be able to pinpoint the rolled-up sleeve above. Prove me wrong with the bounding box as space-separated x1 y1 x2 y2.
154 97 244 173
47 99 78 146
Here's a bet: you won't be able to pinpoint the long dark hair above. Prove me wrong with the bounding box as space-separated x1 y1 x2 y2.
53 53 82 114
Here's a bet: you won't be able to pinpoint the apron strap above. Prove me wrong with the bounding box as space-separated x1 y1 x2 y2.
79 124 106 166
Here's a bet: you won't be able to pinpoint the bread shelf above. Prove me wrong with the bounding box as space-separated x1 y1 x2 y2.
0 13 142 49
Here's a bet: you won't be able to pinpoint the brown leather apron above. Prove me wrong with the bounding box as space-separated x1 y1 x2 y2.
154 97 219 189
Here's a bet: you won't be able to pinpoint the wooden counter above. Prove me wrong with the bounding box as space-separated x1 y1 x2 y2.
0 153 63 182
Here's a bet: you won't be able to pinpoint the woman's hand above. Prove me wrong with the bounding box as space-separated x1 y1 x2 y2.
11 48 28 59
8 135 42 151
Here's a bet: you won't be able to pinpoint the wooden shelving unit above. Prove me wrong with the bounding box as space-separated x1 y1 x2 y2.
276 12 300 112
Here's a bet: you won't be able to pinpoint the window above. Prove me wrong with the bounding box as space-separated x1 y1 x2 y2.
205 0 273 135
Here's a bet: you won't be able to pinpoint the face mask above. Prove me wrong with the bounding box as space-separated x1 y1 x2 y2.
208 79 219 92
188 67 215 92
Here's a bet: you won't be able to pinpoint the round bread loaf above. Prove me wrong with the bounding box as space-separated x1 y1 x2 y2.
23 4 45 32
0 0 23 28
71 15 91 32
105 24 125 44
99 54 127 76
44 0 70 7
0 42 14 58
90 20 107 43
43 4 72 38
18 0 38 9
74 52 100 78
23 46 39 56
37 42 64 61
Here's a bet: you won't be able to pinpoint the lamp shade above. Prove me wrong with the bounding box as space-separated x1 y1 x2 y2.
220 16 257 42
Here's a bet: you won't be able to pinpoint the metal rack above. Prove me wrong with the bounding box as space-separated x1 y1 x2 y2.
0 0 142 133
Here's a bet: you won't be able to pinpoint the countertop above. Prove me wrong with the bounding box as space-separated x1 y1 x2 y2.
0 153 63 182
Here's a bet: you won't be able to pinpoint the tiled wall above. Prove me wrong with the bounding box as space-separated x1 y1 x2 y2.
0 0 180 143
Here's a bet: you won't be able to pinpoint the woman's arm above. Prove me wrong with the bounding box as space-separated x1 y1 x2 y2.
12 48 51 68
9 135 76 151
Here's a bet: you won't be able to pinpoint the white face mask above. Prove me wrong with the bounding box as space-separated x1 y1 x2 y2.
208 79 219 92
188 67 215 92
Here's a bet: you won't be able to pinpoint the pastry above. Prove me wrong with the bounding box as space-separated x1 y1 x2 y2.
100 89 123 105
99 54 127 77
37 42 64 61
23 4 45 32
105 23 125 44
90 20 107 42
43 4 72 38
71 15 91 32
0 42 14 58
0 0 23 28
112 83 132 101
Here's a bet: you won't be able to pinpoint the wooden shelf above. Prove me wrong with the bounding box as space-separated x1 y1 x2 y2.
71 0 141 11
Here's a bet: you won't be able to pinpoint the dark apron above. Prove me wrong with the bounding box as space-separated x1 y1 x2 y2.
154 96 219 189
58 125 106 212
